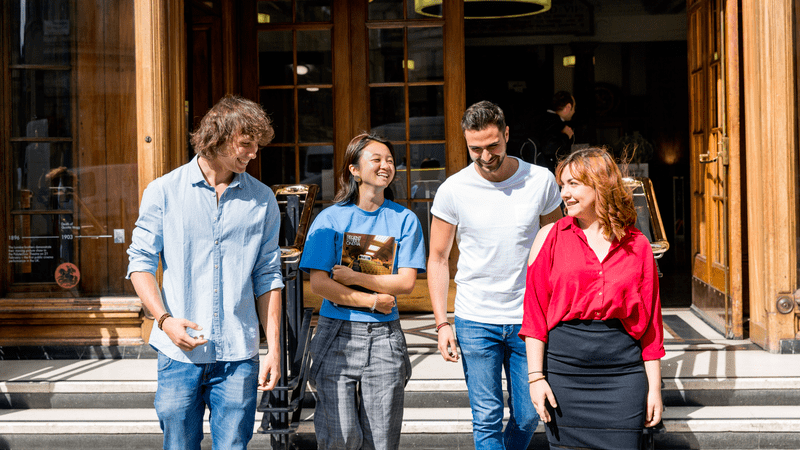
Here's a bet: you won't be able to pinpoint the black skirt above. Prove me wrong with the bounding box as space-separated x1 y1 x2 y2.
544 319 648 450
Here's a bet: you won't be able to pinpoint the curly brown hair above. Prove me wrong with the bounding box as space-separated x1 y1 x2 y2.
190 95 275 159
555 147 636 241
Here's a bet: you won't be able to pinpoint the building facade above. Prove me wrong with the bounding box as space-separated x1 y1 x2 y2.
1 0 798 353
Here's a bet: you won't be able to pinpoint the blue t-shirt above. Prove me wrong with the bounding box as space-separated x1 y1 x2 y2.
300 200 426 322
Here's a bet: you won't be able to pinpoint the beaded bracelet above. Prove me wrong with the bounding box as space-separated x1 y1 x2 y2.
370 293 378 312
435 322 451 332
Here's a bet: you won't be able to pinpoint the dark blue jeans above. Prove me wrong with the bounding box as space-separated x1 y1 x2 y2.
455 317 539 450
154 352 259 450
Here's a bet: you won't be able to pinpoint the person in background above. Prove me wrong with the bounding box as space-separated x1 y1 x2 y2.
300 133 426 450
521 147 664 450
526 91 576 173
127 95 284 449
427 100 563 450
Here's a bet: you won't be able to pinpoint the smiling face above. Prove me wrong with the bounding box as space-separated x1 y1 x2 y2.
560 163 598 222
217 134 259 174
350 141 395 189
464 125 510 178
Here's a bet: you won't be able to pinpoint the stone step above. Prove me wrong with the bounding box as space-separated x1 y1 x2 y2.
3 377 800 409
1 406 799 449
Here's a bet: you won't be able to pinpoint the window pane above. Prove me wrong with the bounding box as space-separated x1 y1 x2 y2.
410 143 445 172
10 0 72 65
298 88 333 142
10 212 71 284
297 0 331 22
370 87 406 140
408 85 444 138
369 28 404 83
261 89 295 144
297 30 332 85
260 147 296 187
408 27 443 82
300 145 335 200
368 0 404 20
12 142 73 211
257 0 292 24
259 30 293 85
11 69 71 137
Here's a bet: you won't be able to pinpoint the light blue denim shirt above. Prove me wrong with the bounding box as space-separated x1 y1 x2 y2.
127 156 284 364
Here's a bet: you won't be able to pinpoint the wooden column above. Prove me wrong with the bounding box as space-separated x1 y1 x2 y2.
741 0 798 352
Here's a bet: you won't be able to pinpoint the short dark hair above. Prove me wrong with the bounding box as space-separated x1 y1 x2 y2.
334 133 396 205
190 95 274 159
461 100 506 133
550 91 575 112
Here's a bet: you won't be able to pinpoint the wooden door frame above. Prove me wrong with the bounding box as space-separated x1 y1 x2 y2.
740 0 799 352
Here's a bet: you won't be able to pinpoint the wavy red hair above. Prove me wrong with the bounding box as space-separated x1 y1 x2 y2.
555 147 636 241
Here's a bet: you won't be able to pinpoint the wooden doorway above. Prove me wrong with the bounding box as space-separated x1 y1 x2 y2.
687 0 746 338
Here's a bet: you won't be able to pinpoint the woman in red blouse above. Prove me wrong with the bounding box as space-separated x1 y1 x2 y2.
519 147 664 449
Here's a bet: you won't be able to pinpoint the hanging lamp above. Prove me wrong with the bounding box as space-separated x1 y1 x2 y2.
415 0 551 19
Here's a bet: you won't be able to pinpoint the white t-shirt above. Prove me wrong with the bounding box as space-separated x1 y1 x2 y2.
431 157 562 324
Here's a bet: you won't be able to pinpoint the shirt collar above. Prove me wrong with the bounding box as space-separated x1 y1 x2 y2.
188 154 245 190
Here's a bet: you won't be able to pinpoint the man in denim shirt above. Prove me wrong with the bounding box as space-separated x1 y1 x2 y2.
127 96 284 449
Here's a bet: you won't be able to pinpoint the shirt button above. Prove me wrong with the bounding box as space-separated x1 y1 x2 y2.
215 265 218 269
599 271 603 275
214 289 217 293
598 292 603 296
215 240 218 245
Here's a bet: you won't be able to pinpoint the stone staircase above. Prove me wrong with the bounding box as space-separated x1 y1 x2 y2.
2 310 800 449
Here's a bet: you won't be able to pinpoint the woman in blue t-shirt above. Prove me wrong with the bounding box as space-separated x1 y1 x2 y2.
299 133 426 450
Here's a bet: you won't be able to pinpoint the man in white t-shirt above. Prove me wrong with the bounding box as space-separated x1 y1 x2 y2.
427 100 562 450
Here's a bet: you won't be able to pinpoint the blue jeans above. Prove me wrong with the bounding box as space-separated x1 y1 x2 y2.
455 317 539 450
154 351 259 450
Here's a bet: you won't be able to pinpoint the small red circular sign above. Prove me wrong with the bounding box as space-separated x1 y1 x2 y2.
55 262 80 289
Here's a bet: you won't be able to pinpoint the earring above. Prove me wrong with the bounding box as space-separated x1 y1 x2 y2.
354 175 362 183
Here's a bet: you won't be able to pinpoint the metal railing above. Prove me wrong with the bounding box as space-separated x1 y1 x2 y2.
256 184 318 450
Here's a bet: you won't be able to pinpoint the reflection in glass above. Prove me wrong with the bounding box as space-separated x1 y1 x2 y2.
257 0 292 23
297 30 333 85
11 69 72 137
13 142 73 212
369 29 404 84
261 89 295 144
408 27 444 82
259 30 293 85
260 147 296 189
410 143 445 172
298 88 333 143
368 0 404 20
297 0 332 22
10 0 72 66
300 146 335 200
409 86 444 136
370 87 406 140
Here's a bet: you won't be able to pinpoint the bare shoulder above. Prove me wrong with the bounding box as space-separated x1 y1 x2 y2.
528 223 556 266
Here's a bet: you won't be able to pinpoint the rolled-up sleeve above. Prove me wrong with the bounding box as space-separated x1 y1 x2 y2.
127 182 164 278
251 191 285 297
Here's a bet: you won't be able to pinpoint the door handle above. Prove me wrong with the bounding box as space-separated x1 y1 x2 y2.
699 153 718 164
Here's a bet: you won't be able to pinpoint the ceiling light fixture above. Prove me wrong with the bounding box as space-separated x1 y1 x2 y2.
415 0 551 19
